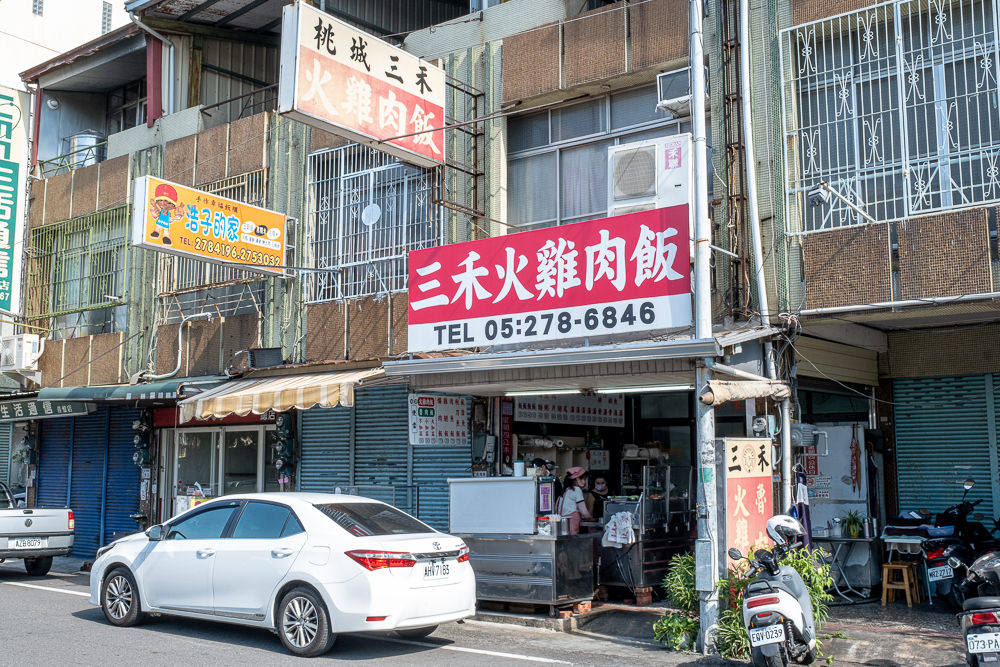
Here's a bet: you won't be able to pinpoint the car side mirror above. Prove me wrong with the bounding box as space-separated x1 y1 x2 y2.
146 524 164 541
728 547 743 561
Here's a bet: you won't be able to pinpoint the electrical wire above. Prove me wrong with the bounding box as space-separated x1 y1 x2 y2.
781 333 894 406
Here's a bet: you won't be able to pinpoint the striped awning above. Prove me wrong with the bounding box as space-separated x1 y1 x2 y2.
177 368 384 422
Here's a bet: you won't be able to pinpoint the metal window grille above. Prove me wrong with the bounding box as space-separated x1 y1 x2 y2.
780 0 1000 233
157 169 268 323
27 206 129 339
32 0 42 16
101 1 112 34
305 145 442 302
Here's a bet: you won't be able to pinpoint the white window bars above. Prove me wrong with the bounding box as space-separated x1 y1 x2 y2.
305 145 442 302
780 0 1000 234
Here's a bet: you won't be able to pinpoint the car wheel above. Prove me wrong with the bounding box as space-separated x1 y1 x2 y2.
101 567 146 627
277 587 336 657
395 625 438 640
23 556 52 576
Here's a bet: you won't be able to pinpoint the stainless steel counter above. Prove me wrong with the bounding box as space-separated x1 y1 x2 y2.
457 533 596 606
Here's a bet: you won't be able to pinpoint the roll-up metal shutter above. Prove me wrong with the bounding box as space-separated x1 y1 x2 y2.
0 423 12 484
69 409 108 557
893 375 996 516
37 418 71 508
104 408 141 545
353 386 410 509
298 406 352 493
412 395 472 531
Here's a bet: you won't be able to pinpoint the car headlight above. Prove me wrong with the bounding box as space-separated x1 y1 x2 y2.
96 543 116 559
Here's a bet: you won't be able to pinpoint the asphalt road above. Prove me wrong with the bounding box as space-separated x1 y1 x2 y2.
0 560 732 667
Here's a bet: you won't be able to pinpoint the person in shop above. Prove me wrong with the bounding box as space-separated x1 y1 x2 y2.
556 466 593 535
586 475 610 522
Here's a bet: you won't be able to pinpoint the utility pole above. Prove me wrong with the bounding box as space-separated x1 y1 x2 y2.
690 0 720 653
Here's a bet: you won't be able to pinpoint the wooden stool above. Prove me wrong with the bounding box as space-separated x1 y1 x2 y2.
881 562 918 606
905 562 922 603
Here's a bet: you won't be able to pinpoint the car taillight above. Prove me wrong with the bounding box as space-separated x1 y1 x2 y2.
925 548 945 560
747 595 780 609
345 550 416 571
457 545 470 563
68 510 75 531
972 612 999 625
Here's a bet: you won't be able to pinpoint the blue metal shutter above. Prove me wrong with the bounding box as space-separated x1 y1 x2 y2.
893 375 995 515
37 418 71 508
0 423 11 484
353 386 410 508
104 408 141 545
412 396 472 531
69 409 108 557
298 406 352 493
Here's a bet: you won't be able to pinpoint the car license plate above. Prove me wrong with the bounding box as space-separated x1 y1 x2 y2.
12 537 44 549
968 632 1000 653
422 560 450 580
748 625 785 647
928 565 953 581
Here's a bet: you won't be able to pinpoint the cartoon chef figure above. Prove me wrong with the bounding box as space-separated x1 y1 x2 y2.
148 183 186 246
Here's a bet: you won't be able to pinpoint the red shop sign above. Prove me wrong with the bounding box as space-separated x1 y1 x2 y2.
407 206 691 352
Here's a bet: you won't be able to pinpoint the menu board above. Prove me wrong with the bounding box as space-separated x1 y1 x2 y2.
514 393 625 427
408 393 469 446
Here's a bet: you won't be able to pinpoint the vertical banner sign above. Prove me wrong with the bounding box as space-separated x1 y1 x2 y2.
407 207 692 352
407 393 469 446
278 2 445 168
131 176 286 273
725 437 774 557
0 86 28 318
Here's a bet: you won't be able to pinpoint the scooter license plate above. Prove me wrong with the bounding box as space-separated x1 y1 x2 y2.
968 632 1000 653
748 625 786 647
927 565 953 581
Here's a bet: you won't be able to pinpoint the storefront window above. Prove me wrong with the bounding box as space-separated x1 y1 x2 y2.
176 431 218 497
223 430 260 495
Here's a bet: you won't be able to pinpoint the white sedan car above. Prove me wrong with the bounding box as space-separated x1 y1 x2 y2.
88 493 476 657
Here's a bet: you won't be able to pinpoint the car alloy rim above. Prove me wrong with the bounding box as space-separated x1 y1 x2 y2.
283 596 319 648
106 576 133 619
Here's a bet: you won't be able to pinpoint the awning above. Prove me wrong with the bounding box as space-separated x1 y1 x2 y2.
37 377 227 402
177 368 385 422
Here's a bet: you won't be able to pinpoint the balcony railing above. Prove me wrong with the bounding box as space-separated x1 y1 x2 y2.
36 141 108 178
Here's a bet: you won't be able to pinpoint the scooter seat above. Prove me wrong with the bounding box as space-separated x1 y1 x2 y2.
963 597 1000 611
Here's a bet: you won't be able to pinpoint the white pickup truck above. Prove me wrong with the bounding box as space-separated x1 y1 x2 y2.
0 481 74 575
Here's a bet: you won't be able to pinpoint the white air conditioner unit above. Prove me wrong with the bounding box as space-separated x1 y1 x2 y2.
655 67 710 117
0 334 42 373
607 134 695 248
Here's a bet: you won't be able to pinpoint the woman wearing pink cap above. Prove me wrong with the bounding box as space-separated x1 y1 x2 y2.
556 466 592 535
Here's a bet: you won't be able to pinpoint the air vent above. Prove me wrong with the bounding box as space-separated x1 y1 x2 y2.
248 347 284 368
612 146 657 200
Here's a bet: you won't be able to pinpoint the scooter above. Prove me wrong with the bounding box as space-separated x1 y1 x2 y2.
728 515 817 666
949 551 1000 666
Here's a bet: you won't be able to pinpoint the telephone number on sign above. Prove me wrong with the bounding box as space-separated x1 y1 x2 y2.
193 237 281 266
481 302 656 341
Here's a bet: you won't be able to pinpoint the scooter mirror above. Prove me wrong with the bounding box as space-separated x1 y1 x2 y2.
965 479 976 490
728 547 743 561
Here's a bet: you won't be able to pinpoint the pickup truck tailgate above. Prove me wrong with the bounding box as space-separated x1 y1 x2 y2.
1 508 73 547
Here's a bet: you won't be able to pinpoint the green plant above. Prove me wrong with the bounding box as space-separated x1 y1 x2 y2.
661 553 698 613
842 510 864 538
653 611 699 651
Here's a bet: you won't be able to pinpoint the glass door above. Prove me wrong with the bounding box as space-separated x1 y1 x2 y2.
174 430 219 515
223 429 261 496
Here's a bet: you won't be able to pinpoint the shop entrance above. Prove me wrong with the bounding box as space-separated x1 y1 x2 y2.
161 425 277 517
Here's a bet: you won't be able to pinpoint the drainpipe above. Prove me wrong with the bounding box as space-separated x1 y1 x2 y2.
137 313 212 382
129 12 175 115
739 0 792 510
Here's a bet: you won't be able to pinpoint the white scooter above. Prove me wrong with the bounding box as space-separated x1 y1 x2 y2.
728 515 817 666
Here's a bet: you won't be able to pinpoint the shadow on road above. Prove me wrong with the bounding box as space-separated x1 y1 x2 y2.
70 608 461 661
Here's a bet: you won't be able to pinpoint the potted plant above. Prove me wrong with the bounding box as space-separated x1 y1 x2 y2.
842 510 864 538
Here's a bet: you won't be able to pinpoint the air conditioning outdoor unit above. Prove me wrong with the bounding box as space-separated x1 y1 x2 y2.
607 135 695 248
0 334 43 374
655 67 710 117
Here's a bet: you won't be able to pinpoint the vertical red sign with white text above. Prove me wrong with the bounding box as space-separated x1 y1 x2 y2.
407 206 692 352
725 438 774 557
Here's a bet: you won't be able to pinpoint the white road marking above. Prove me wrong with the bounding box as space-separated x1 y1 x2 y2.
2 581 90 597
377 635 573 664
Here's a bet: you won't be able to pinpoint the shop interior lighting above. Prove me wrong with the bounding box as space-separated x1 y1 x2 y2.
503 389 582 397
595 385 694 394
